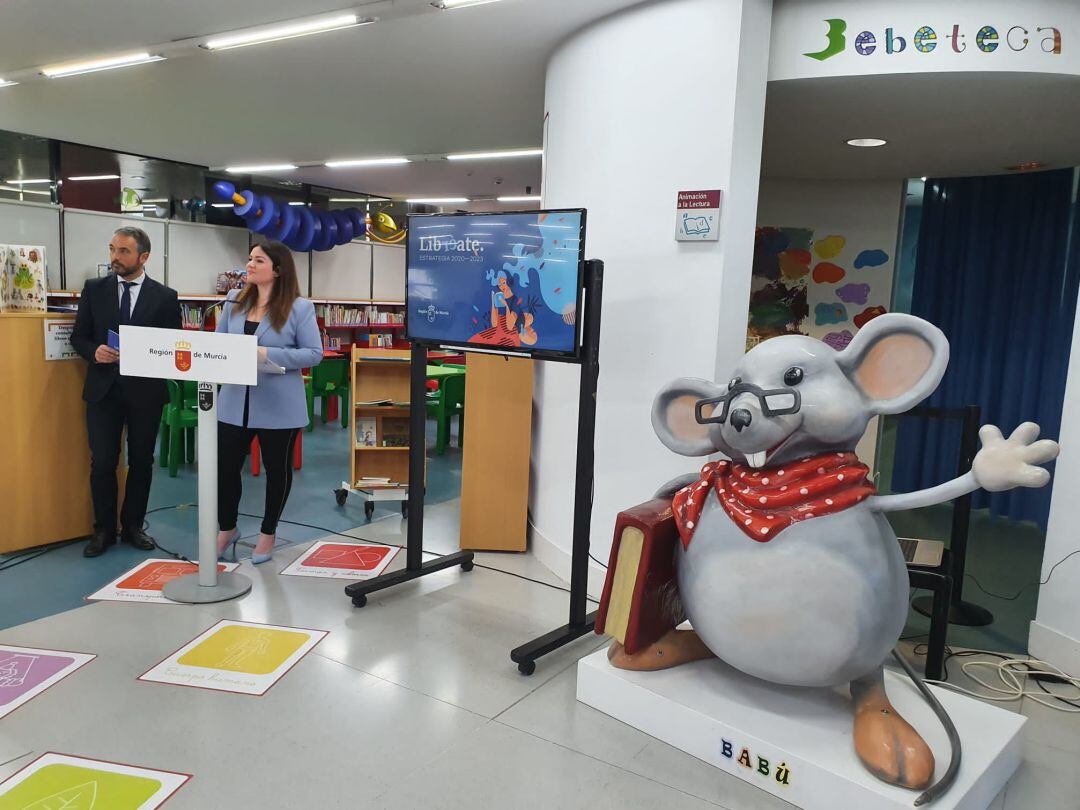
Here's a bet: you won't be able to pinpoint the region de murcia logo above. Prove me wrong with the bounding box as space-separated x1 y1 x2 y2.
174 340 192 372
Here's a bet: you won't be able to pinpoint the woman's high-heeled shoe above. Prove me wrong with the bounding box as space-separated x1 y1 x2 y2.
251 534 275 565
218 529 241 562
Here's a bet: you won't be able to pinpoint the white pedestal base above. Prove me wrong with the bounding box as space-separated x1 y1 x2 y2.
577 648 1024 810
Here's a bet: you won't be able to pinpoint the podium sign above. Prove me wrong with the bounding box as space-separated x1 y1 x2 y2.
117 326 256 604
119 326 257 385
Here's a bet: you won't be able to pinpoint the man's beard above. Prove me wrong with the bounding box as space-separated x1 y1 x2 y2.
114 262 140 278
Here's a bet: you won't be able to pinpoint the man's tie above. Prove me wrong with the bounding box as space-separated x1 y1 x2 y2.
119 281 134 325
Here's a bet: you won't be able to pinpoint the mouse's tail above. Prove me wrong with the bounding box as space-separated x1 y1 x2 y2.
890 649 962 807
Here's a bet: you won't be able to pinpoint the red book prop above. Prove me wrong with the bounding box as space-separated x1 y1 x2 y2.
595 497 681 655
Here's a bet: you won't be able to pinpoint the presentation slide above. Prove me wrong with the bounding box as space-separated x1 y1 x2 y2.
407 210 584 357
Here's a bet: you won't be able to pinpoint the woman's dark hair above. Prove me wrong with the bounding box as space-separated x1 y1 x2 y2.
237 240 300 331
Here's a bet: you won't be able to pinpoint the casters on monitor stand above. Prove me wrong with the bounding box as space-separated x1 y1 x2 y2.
352 594 367 608
461 560 474 572
518 660 536 676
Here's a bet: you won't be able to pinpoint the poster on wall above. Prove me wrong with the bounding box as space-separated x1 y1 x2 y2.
43 319 80 361
0 244 47 312
747 226 891 351
406 210 586 360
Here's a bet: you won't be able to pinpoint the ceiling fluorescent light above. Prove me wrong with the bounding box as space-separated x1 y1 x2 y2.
432 0 505 9
204 14 371 50
42 52 164 78
447 149 542 161
288 201 306 206
68 174 121 181
330 197 386 202
225 164 297 174
497 196 541 203
407 197 470 204
0 79 18 88
325 157 410 168
211 203 234 208
845 138 887 148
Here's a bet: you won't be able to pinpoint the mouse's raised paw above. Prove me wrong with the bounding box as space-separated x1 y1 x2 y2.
972 422 1059 492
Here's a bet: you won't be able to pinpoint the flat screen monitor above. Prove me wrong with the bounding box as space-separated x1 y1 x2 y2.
405 209 586 361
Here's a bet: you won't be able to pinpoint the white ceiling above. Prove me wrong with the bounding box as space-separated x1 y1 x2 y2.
2 2 1079 199
762 71 1080 180
0 0 635 199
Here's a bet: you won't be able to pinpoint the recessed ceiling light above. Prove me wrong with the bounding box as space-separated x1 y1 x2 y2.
845 138 887 148
6 178 51 185
69 174 121 181
920 177 928 182
211 203 233 208
497 196 542 203
406 197 470 204
1005 161 1046 172
42 52 165 78
0 185 51 195
288 201 306 206
432 0 505 8
225 164 298 174
330 197 388 202
204 14 373 50
447 149 543 161
325 157 411 169
0 79 18 88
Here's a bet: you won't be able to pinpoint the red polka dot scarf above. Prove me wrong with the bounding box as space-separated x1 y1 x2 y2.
672 451 875 547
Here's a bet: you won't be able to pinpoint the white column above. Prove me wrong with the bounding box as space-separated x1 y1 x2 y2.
197 381 219 586
531 0 773 587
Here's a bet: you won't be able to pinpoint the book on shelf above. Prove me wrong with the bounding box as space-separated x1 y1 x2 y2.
381 417 409 447
357 418 377 447
595 497 681 655
357 398 394 406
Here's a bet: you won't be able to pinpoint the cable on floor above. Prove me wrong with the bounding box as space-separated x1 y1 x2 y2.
904 643 1080 713
243 513 600 604
963 547 1080 602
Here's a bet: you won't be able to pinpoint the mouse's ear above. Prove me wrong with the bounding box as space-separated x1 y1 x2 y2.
837 314 949 414
652 378 723 456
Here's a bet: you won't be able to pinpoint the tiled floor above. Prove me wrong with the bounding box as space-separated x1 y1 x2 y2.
1 423 1077 808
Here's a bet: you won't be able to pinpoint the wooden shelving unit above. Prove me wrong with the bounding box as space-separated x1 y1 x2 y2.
341 346 422 520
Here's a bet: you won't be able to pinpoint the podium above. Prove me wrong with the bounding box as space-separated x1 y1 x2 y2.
119 325 258 603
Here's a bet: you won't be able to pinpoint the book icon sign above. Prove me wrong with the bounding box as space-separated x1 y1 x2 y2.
682 213 711 236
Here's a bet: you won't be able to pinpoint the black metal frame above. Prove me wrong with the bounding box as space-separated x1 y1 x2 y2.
510 259 604 675
344 341 475 608
343 258 605 672
895 404 992 627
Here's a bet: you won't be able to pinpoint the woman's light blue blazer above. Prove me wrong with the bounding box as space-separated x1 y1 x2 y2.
215 289 323 429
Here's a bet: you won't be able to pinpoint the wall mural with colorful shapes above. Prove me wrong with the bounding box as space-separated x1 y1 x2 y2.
748 226 891 352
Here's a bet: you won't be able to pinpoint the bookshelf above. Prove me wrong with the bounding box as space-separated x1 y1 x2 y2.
349 347 422 516
316 301 407 352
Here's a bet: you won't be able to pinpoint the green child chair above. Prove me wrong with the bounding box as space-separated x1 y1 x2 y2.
310 358 349 428
425 371 466 455
161 379 198 477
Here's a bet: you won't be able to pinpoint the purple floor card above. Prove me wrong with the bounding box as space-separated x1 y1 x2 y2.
0 646 95 719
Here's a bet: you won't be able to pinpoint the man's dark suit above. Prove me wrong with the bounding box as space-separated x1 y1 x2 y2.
70 273 182 537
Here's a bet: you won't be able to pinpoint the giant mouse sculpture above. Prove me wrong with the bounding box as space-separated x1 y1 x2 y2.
608 313 1059 799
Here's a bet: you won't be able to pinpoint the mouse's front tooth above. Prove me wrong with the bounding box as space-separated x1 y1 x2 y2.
746 450 766 468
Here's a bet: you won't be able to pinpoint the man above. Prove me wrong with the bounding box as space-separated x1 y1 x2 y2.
71 227 182 557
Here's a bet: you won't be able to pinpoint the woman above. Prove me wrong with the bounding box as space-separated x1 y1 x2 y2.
215 240 322 564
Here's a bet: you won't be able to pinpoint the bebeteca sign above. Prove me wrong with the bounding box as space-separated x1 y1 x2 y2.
119 326 257 385
769 0 1077 81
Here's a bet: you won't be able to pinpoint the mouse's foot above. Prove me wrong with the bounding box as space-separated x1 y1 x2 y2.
852 684 935 790
607 629 714 671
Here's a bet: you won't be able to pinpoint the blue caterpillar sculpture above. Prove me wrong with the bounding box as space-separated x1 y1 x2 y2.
211 182 405 252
